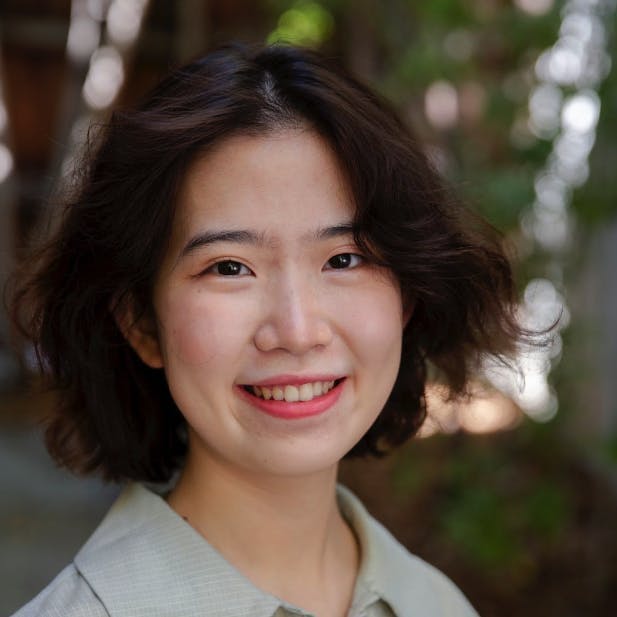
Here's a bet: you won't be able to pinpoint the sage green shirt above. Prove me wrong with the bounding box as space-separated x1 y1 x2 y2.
12 483 478 616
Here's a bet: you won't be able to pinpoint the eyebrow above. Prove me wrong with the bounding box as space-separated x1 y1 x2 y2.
179 222 356 259
180 230 264 258
310 222 355 242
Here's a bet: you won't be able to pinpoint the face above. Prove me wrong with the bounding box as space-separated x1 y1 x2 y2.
130 129 405 479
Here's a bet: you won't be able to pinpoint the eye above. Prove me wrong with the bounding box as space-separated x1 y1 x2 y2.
324 253 363 270
207 260 252 276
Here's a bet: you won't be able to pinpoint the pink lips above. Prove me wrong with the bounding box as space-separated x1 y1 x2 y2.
236 378 345 420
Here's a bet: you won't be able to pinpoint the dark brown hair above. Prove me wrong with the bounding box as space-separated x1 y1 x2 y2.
11 42 523 483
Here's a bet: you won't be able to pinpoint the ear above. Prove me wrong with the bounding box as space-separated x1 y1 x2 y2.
112 299 164 369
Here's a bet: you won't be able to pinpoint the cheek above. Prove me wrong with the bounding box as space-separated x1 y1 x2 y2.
157 292 246 367
345 281 404 360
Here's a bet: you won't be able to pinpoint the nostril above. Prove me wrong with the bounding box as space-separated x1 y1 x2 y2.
252 310 334 354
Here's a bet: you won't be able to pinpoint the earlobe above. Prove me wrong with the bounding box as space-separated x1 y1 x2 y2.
112 301 164 369
125 322 164 369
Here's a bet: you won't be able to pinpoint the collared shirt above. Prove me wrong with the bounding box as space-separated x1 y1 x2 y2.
12 483 479 617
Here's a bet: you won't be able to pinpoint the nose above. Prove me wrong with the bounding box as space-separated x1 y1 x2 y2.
253 273 333 355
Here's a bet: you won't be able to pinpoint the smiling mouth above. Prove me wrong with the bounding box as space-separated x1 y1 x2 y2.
241 379 345 403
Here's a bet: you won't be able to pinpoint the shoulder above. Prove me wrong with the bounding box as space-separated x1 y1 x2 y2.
10 564 108 617
337 485 479 616
9 484 151 617
382 541 479 616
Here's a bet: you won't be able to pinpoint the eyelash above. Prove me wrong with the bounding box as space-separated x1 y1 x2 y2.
205 260 253 277
202 252 364 277
324 253 364 270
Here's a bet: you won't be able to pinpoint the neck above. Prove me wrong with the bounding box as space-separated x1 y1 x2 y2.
167 444 359 616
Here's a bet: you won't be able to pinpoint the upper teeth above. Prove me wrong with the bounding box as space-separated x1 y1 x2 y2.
251 381 336 402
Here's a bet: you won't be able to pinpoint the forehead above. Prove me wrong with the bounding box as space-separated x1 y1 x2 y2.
172 129 355 242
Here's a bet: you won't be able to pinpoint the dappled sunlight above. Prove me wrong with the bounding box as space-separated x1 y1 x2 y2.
0 72 12 185
502 0 613 424
82 46 125 109
0 95 7 133
514 0 555 16
0 143 13 184
107 0 149 47
1 3 615 616
67 12 100 62
482 278 567 423
70 0 149 111
424 80 459 130
525 0 608 250
59 0 149 184
419 384 523 438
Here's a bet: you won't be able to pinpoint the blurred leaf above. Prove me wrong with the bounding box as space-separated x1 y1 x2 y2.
523 482 570 539
411 0 473 25
441 486 521 567
470 167 535 230
267 1 335 46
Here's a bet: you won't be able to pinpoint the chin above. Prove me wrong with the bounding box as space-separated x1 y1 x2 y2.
247 437 360 478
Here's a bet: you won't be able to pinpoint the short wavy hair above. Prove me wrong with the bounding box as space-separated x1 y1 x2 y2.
11 43 523 483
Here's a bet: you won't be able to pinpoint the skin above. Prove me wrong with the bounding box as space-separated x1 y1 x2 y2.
125 128 405 617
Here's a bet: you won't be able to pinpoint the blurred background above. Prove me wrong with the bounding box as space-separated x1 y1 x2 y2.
0 0 616 615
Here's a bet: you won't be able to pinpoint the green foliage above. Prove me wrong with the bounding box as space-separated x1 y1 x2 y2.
356 4 558 233
441 486 521 567
571 49 617 225
524 481 569 538
440 480 569 571
389 430 574 574
601 432 617 464
411 0 473 25
266 0 617 604
465 167 536 231
266 0 617 228
266 1 335 46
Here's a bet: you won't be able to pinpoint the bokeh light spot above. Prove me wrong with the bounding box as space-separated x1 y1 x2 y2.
425 80 459 130
0 143 14 183
82 46 124 110
515 0 554 16
561 91 600 133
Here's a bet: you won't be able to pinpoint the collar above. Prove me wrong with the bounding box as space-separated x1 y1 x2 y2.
337 485 478 616
75 483 285 617
74 483 475 617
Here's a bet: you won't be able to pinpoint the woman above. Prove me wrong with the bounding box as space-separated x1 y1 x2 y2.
11 43 522 616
